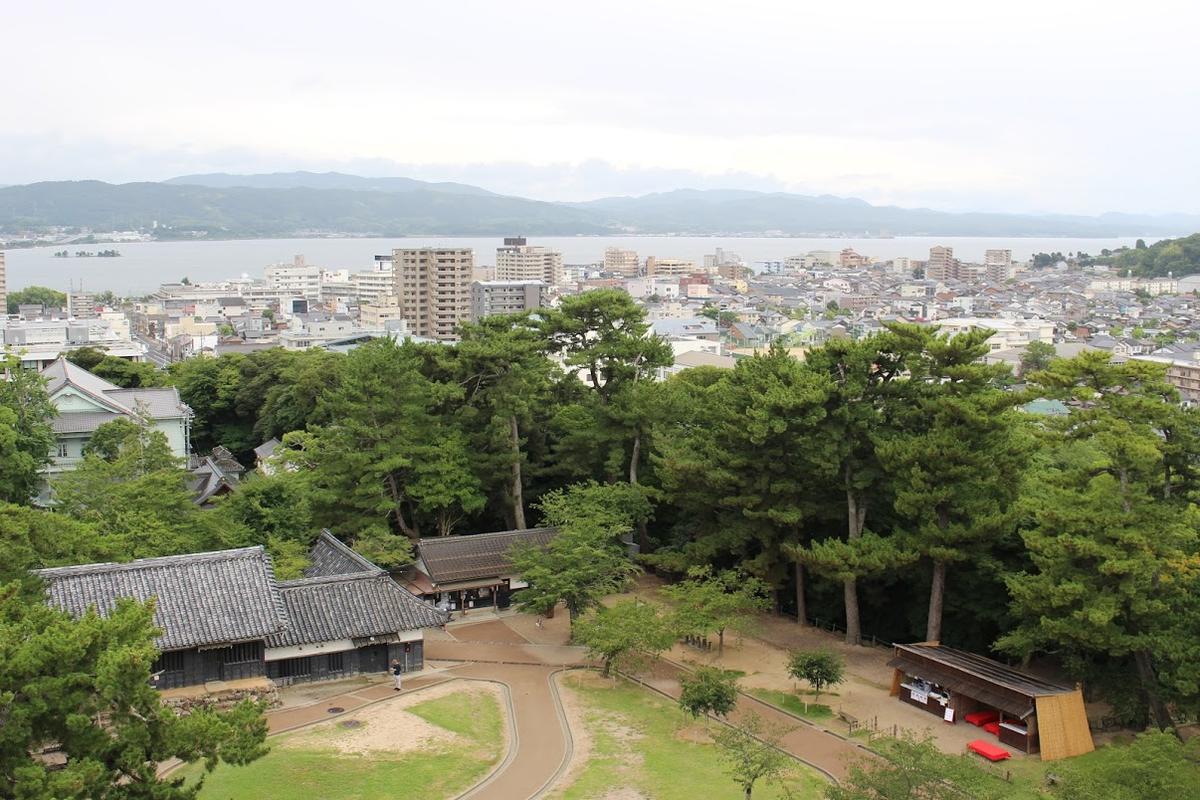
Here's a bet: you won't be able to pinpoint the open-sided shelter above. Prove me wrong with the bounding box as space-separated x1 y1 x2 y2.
889 642 1094 760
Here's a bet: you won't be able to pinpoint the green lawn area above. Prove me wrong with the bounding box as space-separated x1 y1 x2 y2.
747 688 834 721
552 672 829 800
176 688 504 800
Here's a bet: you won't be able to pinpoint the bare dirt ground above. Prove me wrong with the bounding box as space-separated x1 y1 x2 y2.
282 681 503 756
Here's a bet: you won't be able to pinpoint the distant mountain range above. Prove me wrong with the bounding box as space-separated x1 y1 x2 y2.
0 172 1196 238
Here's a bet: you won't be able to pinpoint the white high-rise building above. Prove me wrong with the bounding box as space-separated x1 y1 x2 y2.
496 237 563 285
265 255 323 301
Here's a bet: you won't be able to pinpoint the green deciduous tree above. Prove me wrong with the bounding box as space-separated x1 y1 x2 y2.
0 583 269 799
0 355 56 505
662 567 770 655
1019 340 1057 376
512 506 639 622
826 733 1006 800
713 712 794 800
53 421 229 559
6 286 66 314
786 649 845 704
678 666 740 719
1050 732 1200 800
573 599 674 677
214 472 315 579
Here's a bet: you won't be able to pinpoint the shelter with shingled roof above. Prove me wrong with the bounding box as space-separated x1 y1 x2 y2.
889 642 1095 760
406 527 557 613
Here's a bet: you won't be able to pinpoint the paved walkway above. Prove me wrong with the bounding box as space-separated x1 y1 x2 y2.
260 613 870 798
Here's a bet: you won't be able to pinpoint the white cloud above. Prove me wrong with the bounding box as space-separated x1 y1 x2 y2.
2 0 1197 214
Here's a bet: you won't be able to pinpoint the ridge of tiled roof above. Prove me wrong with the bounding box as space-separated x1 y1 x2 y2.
37 546 287 651
267 572 447 648
417 527 557 585
303 530 384 578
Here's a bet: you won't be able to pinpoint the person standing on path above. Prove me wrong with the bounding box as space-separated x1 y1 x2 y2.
391 659 403 691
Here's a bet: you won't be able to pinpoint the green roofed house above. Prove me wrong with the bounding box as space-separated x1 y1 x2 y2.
36 531 447 690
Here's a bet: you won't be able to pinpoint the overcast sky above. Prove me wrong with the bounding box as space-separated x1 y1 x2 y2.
3 1 1197 214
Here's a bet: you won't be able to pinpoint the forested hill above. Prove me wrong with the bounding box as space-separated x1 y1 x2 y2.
2 176 1199 237
1116 233 1200 277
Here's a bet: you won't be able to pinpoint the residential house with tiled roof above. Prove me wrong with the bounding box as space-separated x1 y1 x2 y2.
40 357 191 476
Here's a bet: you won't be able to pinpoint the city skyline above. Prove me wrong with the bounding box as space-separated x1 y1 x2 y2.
2 1 1198 215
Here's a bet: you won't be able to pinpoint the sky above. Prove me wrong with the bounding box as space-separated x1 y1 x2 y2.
2 0 1198 215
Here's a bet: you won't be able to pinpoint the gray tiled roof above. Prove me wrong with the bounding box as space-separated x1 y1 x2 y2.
106 388 189 419
267 573 447 647
304 530 384 578
417 527 558 585
51 411 122 434
37 547 287 651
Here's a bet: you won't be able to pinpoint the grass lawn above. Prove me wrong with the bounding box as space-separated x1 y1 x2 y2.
177 687 504 800
553 672 828 800
747 688 834 721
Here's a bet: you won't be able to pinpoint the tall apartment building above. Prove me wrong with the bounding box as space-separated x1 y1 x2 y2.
470 280 548 322
984 249 1014 282
644 257 696 277
0 251 6 315
265 255 322 301
393 248 473 341
839 248 865 268
496 237 563 285
67 290 97 320
603 247 640 277
926 246 960 281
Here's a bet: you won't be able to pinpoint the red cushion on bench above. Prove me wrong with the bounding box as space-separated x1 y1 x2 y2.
968 739 1011 761
983 721 1001 736
964 710 999 727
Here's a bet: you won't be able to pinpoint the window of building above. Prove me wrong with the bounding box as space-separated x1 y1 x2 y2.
220 641 263 665
56 442 68 458
277 657 312 678
153 650 186 674
327 652 344 672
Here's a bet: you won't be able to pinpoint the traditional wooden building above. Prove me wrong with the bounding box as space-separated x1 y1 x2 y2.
265 532 446 684
38 532 447 690
405 527 557 613
889 643 1095 760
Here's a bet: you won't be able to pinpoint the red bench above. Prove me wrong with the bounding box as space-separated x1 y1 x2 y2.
964 710 999 727
968 739 1011 762
983 721 1001 736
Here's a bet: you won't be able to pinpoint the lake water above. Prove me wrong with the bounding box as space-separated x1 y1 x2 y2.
3 235 1150 295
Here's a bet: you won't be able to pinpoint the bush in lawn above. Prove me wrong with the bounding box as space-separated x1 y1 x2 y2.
787 649 845 704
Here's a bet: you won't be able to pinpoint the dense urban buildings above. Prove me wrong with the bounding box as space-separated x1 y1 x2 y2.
393 247 473 341
0 251 6 313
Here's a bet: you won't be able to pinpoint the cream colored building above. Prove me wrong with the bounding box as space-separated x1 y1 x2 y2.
645 257 696 277
604 247 640 277
359 296 405 329
393 248 473 341
265 255 323 301
496 238 563 285
350 256 396 305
